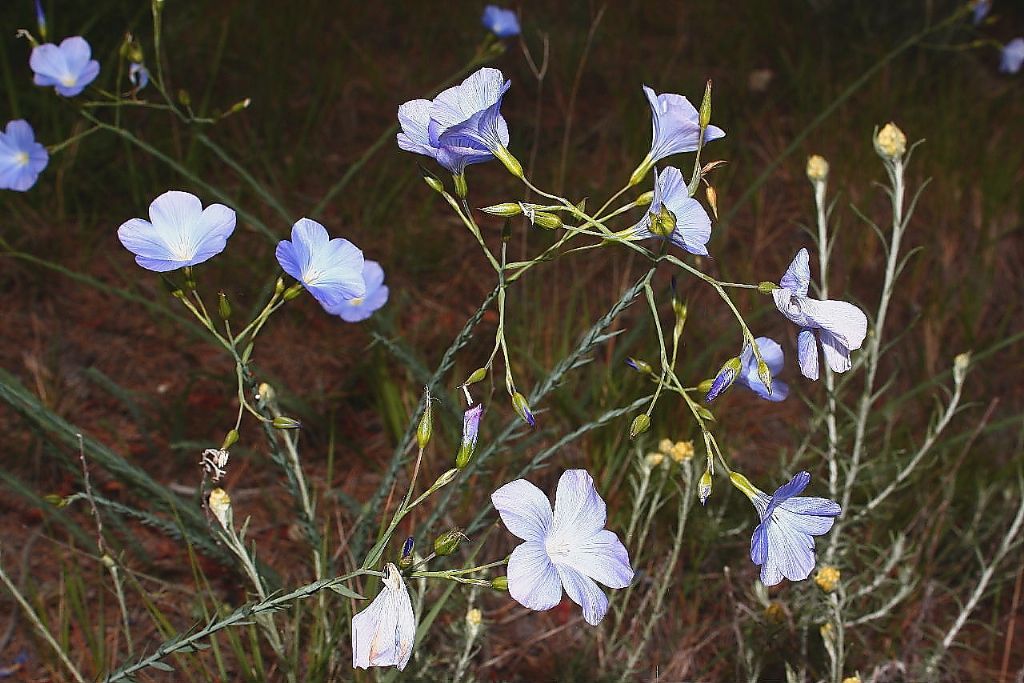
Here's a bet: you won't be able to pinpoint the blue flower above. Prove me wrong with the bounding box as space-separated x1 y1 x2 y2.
1000 38 1024 74
972 0 991 25
117 191 236 272
0 120 49 192
276 218 365 310
630 166 712 255
482 5 520 37
630 86 725 184
30 37 100 97
324 260 389 322
129 62 149 91
736 337 788 401
397 67 513 176
731 471 841 586
773 248 867 381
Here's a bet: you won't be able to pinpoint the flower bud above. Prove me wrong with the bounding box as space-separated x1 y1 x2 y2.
43 493 67 508
493 146 524 179
696 379 714 394
757 360 773 397
432 468 459 490
177 88 191 107
806 155 829 183
455 404 484 469
490 576 509 591
649 204 677 238
222 98 251 118
953 352 970 385
272 416 301 430
658 438 674 454
629 413 651 439
466 607 483 633
757 281 780 294
511 392 535 427
814 565 841 593
274 277 286 295
220 429 239 450
481 202 523 217
217 291 231 320
695 405 715 422
465 367 488 385
257 382 275 404
699 79 712 130
874 122 907 159
416 389 433 451
399 536 415 569
283 283 305 301
705 185 719 220
670 440 694 463
433 529 467 556
636 190 655 206
644 452 665 469
625 357 654 375
531 211 563 230
698 468 713 505
705 357 742 402
209 488 232 530
453 173 468 198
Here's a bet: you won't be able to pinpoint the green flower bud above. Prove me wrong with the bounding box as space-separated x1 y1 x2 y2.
532 211 563 230
511 392 536 427
433 529 467 556
177 88 191 107
699 79 713 130
274 277 286 295
465 367 488 385
453 173 469 198
283 283 305 301
953 352 970 386
481 203 523 217
757 360 773 396
217 291 231 320
272 416 301 430
636 190 655 206
493 146 524 178
698 468 713 505
221 429 239 450
491 576 509 591
697 379 715 394
757 281 780 295
416 389 433 450
630 413 651 439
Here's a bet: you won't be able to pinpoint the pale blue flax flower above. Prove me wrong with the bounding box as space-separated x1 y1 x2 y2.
972 0 991 25
736 337 788 401
492 469 634 625
30 37 100 97
0 120 49 192
351 563 416 671
276 218 366 310
397 68 517 177
129 62 149 91
772 248 867 380
325 260 389 322
731 471 840 586
482 5 520 37
1000 38 1024 74
629 166 712 255
117 191 236 272
630 86 725 185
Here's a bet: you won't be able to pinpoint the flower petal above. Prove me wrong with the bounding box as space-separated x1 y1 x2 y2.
801 298 868 350
430 68 508 131
773 504 838 537
491 479 552 542
554 562 609 626
148 190 203 234
550 469 606 541
750 520 769 565
396 99 437 156
768 472 811 507
797 328 819 381
780 248 811 297
29 43 66 81
506 541 562 611
818 329 852 373
764 518 817 583
186 203 236 265
562 529 633 589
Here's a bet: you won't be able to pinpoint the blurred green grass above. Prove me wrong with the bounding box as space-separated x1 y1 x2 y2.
1 0 1022 680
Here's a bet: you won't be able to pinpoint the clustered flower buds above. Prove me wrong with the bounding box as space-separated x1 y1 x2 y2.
806 154 829 182
874 122 907 160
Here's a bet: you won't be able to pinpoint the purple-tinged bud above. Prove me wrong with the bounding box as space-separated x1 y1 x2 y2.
456 404 484 469
625 357 655 375
698 468 713 506
511 393 535 427
399 536 415 569
705 357 742 402
35 0 46 41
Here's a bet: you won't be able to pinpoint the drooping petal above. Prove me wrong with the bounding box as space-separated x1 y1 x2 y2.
750 521 769 565
767 472 811 512
549 469 606 542
801 298 868 351
818 329 852 373
506 541 563 611
491 479 553 542
773 503 838 536
554 562 610 626
797 328 820 381
764 518 817 583
352 564 416 671
562 529 633 589
643 87 726 163
780 248 811 297
667 196 712 256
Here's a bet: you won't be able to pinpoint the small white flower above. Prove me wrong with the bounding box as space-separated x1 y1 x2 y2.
352 563 416 671
491 470 634 625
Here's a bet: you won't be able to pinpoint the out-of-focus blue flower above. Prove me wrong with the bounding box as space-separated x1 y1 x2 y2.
30 37 99 97
1000 38 1024 74
325 260 389 322
0 120 49 192
276 218 366 310
773 248 867 381
34 0 46 41
397 67 512 176
731 471 841 586
630 86 725 184
492 470 634 625
117 191 236 271
629 166 712 255
482 5 520 37
129 62 149 91
972 0 991 25
736 337 788 401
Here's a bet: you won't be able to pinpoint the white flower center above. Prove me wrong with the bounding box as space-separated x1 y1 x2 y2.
544 535 571 560
60 74 77 87
302 266 324 287
348 296 365 306
13 152 29 167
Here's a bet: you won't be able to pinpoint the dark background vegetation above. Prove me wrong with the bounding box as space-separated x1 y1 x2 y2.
1 0 1022 680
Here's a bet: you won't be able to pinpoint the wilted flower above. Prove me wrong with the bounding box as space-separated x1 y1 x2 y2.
275 218 366 310
629 166 712 255
491 469 634 625
208 488 232 530
482 5 520 37
30 37 100 97
815 565 841 593
0 120 48 192
325 260 389 322
128 62 149 91
200 448 230 481
806 155 829 182
773 248 868 380
735 337 788 401
874 122 907 159
117 191 236 272
352 563 416 671
731 471 841 586
397 67 514 176
630 86 726 185
1000 38 1024 74
455 404 484 468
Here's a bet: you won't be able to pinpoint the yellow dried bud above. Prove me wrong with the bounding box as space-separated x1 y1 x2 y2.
209 488 232 530
806 155 829 182
841 677 861 683
815 565 841 593
657 438 674 454
670 440 694 463
875 122 907 159
466 608 483 627
644 452 665 468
